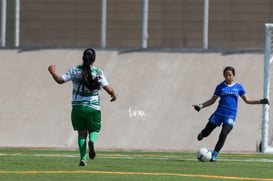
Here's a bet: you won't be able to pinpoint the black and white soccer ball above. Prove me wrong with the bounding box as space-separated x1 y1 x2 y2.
197 148 212 162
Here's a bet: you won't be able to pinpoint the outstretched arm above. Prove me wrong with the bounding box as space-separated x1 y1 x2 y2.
241 95 269 105
193 95 218 112
48 65 65 84
103 85 117 102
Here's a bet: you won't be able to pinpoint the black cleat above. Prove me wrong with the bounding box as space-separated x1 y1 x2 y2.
210 159 217 162
210 156 217 162
88 140 96 160
197 133 203 141
79 160 87 166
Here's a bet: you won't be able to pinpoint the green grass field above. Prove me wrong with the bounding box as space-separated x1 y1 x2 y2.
1 148 273 181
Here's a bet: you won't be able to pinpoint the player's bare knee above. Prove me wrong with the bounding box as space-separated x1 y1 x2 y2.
78 130 88 137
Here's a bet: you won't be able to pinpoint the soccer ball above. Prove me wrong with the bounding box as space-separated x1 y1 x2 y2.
197 148 212 162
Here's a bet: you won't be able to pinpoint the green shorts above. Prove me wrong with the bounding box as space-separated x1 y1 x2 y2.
71 105 101 132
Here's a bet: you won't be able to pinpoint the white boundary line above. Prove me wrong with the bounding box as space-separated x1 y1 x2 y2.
1 152 273 163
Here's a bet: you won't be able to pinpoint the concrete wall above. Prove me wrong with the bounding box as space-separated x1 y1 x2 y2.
0 49 265 152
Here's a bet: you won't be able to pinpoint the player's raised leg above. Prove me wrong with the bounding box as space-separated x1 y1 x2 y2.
197 121 217 141
88 132 99 159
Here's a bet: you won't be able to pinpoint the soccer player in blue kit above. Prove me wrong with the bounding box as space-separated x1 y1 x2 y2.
193 66 269 161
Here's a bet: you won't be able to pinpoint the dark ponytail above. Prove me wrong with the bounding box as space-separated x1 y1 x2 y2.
80 48 100 92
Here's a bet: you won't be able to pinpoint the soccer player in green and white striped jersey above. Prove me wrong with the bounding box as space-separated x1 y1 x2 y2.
48 48 116 166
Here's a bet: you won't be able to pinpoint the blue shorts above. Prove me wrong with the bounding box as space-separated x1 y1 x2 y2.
209 114 235 127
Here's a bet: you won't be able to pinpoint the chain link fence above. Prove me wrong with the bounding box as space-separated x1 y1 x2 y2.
1 0 273 49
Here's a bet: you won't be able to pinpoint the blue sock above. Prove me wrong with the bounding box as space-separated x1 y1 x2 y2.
212 151 218 160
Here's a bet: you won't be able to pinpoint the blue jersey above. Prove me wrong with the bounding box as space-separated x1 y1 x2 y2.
213 82 246 120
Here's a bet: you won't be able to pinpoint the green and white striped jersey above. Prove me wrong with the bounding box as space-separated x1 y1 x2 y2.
61 65 109 110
